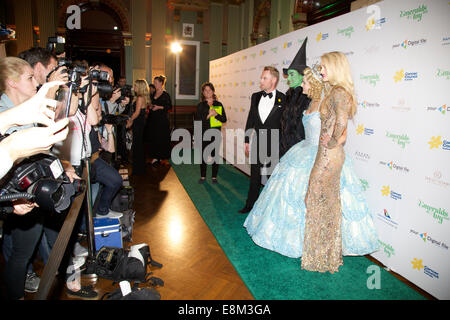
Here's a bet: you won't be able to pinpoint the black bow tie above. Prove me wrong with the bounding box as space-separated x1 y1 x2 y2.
262 92 273 98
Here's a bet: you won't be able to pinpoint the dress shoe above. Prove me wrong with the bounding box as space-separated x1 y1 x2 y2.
238 206 252 214
198 178 206 184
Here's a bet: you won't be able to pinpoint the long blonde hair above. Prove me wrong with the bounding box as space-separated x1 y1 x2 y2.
133 79 150 105
320 52 357 118
0 57 31 94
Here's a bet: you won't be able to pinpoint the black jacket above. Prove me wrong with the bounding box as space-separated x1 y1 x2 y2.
194 100 227 131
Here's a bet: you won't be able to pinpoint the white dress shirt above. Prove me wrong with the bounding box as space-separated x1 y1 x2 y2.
258 90 276 124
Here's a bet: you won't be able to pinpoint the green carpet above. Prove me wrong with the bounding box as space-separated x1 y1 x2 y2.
171 159 426 300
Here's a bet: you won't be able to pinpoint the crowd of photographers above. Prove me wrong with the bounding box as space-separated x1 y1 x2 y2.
0 47 134 299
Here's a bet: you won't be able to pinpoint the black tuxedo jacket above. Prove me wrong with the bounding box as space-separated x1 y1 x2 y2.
244 90 286 158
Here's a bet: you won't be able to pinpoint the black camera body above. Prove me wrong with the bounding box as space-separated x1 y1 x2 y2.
116 84 133 104
0 154 85 214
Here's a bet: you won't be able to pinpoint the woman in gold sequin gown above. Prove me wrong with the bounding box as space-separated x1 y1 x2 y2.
302 52 358 273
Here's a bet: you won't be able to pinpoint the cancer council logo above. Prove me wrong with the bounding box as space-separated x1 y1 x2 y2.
315 32 329 42
356 124 374 136
394 69 418 82
428 136 450 151
381 185 402 200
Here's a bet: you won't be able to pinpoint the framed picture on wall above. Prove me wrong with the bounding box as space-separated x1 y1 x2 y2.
182 23 194 38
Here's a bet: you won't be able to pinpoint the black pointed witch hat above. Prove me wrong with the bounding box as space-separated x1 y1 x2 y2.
283 37 308 75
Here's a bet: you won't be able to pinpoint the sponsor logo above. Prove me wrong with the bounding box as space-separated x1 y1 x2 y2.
365 17 386 31
364 45 379 54
425 170 450 188
315 32 329 42
250 53 257 59
442 36 450 46
381 186 402 200
360 179 369 191
379 160 410 173
378 240 395 258
394 69 418 82
360 74 380 86
386 131 410 148
400 4 428 22
354 151 370 162
426 104 448 115
410 229 449 250
411 258 439 279
283 41 292 49
391 98 411 112
428 136 450 150
356 124 374 136
359 100 380 109
377 208 398 229
270 47 278 54
259 50 266 56
337 26 354 38
392 38 427 49
418 199 449 225
436 68 450 80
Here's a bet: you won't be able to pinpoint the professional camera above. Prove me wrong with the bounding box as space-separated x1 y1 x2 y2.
90 69 113 101
116 84 133 104
0 154 85 214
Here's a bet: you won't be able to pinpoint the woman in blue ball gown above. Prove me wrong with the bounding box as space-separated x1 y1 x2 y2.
244 65 379 259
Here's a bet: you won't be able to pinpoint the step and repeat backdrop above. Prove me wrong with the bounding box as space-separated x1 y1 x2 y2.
209 0 450 299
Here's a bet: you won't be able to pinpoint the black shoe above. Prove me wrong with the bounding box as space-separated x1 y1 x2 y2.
238 206 252 214
66 285 98 300
212 177 218 184
198 178 206 184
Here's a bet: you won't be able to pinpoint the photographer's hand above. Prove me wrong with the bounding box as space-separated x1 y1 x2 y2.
0 81 64 134
1 118 69 162
12 199 38 216
110 88 121 104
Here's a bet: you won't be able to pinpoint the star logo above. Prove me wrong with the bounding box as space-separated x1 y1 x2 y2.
411 258 424 271
381 185 390 196
394 69 405 83
365 18 375 31
428 136 443 149
316 32 322 42
356 124 364 135
387 161 393 169
438 105 446 114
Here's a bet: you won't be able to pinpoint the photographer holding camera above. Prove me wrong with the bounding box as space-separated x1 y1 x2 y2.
0 56 71 299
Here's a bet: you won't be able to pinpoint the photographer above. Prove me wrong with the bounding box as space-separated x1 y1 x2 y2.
0 56 71 299
0 81 69 180
18 47 78 117
96 64 130 165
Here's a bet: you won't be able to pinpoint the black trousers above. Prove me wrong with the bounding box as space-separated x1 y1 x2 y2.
200 137 220 178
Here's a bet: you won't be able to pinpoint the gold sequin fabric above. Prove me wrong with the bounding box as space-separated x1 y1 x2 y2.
301 86 352 273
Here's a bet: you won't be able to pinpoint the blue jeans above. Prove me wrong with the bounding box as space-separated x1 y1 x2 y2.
92 157 122 215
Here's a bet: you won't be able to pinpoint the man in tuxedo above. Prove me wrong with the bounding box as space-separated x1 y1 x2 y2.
239 66 286 214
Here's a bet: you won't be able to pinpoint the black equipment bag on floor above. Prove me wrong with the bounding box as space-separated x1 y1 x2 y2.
110 186 134 212
94 244 163 283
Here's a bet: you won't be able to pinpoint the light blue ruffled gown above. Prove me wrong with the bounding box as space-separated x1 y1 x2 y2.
244 111 379 258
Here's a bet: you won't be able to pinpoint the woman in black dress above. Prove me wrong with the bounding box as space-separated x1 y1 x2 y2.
194 82 227 184
146 75 172 165
127 79 149 175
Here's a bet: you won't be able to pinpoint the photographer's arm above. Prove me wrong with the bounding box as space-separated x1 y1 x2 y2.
86 93 100 126
0 119 69 177
0 81 64 134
